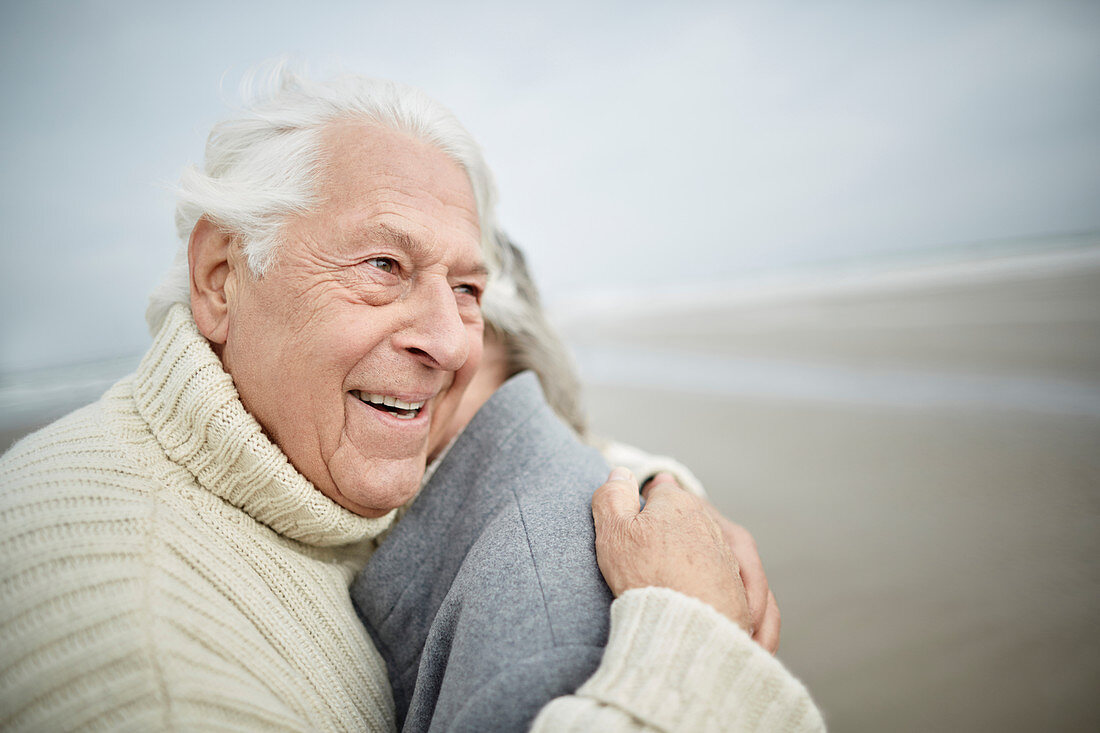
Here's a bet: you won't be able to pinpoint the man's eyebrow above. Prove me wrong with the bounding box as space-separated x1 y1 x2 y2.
466 261 490 279
362 223 429 258
362 223 488 277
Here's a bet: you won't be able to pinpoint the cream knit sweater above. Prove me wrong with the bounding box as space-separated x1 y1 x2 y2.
0 305 824 732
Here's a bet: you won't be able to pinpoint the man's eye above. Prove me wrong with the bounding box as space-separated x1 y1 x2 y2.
365 257 397 274
454 283 481 299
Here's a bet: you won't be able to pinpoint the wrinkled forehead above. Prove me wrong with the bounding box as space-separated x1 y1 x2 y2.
331 122 474 211
320 121 473 204
304 121 484 267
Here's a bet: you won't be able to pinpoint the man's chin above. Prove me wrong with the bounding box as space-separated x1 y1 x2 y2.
327 453 426 518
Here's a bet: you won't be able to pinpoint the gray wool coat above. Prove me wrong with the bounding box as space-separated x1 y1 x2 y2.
351 371 614 733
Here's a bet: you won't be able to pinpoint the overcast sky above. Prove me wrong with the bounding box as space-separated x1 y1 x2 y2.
1 0 1098 372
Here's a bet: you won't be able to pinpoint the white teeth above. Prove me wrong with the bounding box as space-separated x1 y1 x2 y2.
356 392 426 412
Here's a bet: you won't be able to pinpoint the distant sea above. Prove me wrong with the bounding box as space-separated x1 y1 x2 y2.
561 231 1100 418
0 354 141 446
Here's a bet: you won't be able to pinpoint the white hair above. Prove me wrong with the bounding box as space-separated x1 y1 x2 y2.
146 61 498 334
481 232 588 435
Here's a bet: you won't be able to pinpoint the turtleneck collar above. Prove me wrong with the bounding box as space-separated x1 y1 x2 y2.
133 304 396 547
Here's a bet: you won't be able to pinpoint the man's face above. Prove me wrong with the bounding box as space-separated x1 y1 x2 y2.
219 121 486 517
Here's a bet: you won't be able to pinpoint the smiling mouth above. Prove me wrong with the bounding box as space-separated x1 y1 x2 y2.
353 391 426 420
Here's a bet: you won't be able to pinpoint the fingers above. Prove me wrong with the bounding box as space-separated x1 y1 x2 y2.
639 472 696 513
628 480 781 648
726 522 768 634
639 471 677 497
592 468 756 628
591 467 641 528
591 468 645 599
754 590 781 654
698 502 780 650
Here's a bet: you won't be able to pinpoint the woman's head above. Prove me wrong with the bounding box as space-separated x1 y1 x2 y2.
429 232 588 457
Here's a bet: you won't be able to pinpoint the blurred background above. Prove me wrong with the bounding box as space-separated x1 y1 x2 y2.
1 1 1098 730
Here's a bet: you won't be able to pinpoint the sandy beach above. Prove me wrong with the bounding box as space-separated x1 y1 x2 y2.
583 389 1099 731
3 244 1098 731
565 245 1100 731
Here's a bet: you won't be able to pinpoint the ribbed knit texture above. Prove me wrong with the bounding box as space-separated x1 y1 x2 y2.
594 439 709 498
0 304 397 731
531 587 826 732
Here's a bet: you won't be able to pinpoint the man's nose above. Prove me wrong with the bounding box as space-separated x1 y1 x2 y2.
394 277 470 372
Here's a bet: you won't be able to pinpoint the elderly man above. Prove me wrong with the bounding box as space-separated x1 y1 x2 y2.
0 69 821 731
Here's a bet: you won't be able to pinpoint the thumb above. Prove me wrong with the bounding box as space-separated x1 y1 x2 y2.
592 467 641 528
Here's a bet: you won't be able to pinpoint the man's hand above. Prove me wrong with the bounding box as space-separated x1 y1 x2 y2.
647 471 781 652
702 501 781 653
592 467 752 633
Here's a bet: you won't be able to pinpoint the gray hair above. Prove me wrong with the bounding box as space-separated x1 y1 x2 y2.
146 61 498 333
482 233 588 435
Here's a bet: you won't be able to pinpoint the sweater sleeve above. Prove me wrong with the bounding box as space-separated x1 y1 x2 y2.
529 588 825 733
592 438 709 498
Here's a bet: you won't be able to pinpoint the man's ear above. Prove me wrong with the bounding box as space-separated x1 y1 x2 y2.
189 217 237 345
